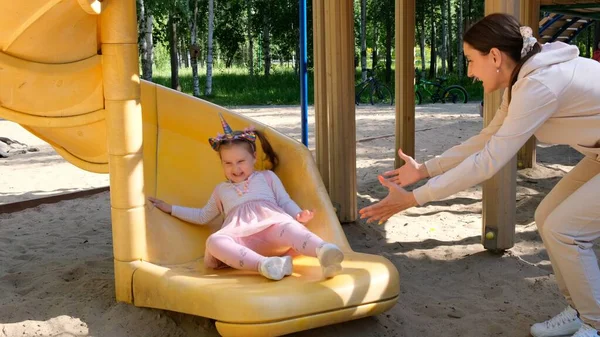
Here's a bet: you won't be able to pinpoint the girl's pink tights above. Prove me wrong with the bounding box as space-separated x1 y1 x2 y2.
205 222 325 271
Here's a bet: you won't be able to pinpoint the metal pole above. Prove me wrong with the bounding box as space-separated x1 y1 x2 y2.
299 0 309 146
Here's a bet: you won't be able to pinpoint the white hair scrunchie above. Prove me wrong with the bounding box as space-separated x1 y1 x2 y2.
520 26 537 58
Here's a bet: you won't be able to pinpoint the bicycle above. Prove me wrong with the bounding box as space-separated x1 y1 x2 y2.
355 69 393 106
414 77 468 105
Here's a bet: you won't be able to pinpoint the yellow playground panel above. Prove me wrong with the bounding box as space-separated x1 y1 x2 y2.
0 1 400 336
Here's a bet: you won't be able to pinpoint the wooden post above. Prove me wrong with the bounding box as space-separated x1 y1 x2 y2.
395 0 416 168
481 0 521 251
100 0 147 300
517 0 540 169
324 0 356 222
313 0 329 191
482 88 516 251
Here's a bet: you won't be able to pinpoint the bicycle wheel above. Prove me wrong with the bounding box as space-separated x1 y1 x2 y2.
370 83 393 105
442 85 468 104
415 90 422 105
356 83 372 105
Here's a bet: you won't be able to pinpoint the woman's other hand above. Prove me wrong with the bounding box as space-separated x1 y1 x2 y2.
382 148 429 187
359 175 418 224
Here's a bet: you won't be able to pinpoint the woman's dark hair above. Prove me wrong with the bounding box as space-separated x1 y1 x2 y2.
217 130 279 170
463 13 541 100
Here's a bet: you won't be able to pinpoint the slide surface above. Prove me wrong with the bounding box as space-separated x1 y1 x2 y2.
0 1 108 173
0 2 400 336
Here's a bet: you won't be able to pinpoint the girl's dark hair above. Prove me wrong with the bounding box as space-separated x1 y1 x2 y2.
463 13 541 100
218 130 279 170
254 130 279 170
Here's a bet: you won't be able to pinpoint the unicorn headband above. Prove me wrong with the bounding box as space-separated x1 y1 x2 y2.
208 113 257 151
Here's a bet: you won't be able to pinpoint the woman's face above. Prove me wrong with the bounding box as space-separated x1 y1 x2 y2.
464 42 506 93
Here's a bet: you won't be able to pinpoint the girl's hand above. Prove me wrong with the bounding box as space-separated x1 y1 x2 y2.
359 175 418 224
382 148 429 187
148 197 172 214
296 209 314 223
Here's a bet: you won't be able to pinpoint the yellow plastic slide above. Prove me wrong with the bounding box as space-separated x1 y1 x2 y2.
0 1 400 336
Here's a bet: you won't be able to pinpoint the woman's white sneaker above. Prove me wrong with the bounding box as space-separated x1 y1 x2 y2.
530 305 583 337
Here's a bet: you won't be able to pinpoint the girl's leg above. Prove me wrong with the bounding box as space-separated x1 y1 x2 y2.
206 234 265 271
260 222 344 278
259 221 326 257
206 233 291 280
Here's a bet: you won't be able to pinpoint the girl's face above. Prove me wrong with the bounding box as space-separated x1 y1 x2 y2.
220 144 256 183
464 42 508 93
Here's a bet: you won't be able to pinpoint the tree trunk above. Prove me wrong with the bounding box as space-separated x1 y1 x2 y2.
145 15 154 79
420 11 426 77
180 36 189 68
372 27 378 68
137 0 153 81
294 45 299 75
457 0 464 78
447 0 454 74
467 0 472 28
247 0 254 76
594 21 600 52
441 0 447 75
360 0 367 81
206 0 214 95
586 24 591 58
429 3 437 79
190 0 200 97
385 18 393 84
263 15 271 77
168 14 180 90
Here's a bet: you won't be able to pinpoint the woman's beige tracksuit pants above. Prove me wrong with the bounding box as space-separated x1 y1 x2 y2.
535 154 600 328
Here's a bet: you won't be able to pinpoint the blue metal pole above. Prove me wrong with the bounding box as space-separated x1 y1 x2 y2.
299 0 309 146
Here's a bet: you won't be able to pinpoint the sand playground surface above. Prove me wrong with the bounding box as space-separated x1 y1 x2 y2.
1 103 596 337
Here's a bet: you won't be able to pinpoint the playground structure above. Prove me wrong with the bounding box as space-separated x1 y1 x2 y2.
540 1 600 44
1 0 599 336
0 1 398 336
312 0 600 252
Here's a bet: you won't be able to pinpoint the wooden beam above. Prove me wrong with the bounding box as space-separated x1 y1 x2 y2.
541 0 600 6
324 0 356 222
482 88 517 251
542 3 600 10
0 187 109 214
481 0 520 251
544 9 600 20
517 0 540 169
394 0 416 168
313 0 329 191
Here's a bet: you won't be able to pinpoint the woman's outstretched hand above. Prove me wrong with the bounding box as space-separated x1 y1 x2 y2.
382 148 429 187
148 197 173 214
359 175 419 224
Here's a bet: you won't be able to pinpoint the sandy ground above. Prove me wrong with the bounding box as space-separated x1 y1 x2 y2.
0 103 594 337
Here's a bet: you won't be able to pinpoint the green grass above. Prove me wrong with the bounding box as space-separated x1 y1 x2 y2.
152 66 314 106
150 64 483 106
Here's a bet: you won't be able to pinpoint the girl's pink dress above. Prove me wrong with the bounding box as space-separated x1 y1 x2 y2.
171 170 304 268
